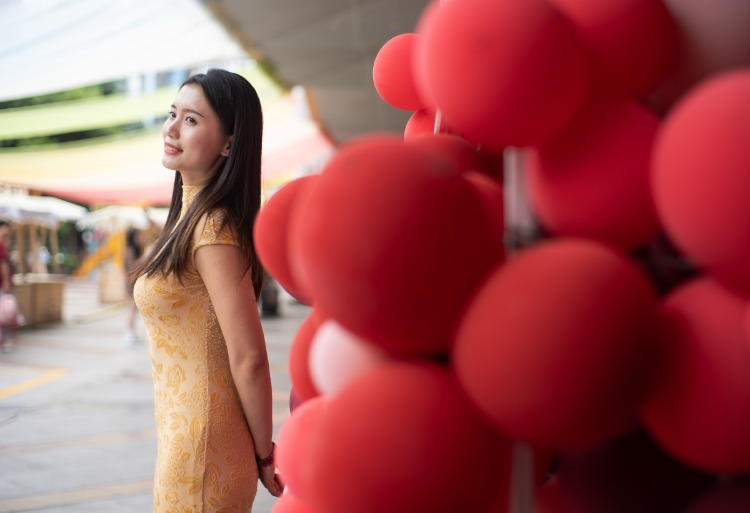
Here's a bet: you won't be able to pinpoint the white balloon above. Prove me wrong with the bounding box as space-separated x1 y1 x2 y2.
309 320 390 396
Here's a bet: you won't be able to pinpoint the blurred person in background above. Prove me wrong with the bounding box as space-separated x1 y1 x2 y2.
124 227 146 344
0 220 19 352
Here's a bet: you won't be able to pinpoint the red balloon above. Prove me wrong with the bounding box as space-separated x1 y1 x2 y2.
276 396 328 502
271 491 319 513
453 238 659 450
373 33 424 111
652 70 750 293
406 132 487 175
476 148 506 181
403 108 434 139
290 135 503 357
407 134 506 226
649 0 750 113
684 483 750 513
254 176 317 304
288 311 322 403
527 95 661 250
415 0 591 148
640 276 750 474
304 363 513 513
463 171 505 239
550 0 679 97
535 477 576 513
557 430 716 513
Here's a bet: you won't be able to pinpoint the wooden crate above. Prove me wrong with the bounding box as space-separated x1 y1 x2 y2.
14 282 35 326
34 281 64 324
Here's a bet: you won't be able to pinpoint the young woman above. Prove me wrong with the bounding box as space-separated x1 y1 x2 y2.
133 69 283 512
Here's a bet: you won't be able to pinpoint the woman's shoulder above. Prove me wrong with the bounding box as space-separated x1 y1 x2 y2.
193 207 238 248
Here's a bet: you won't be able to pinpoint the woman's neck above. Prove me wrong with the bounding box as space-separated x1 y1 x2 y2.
180 174 207 186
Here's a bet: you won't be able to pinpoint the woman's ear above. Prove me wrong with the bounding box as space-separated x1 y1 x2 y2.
221 136 233 157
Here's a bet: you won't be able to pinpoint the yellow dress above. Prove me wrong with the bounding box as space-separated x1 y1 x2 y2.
134 185 258 513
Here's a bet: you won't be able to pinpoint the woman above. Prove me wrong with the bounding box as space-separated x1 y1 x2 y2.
133 69 283 512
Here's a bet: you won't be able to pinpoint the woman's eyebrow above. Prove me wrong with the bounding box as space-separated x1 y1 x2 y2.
171 104 206 118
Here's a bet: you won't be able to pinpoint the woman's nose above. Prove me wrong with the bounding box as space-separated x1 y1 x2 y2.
163 118 178 137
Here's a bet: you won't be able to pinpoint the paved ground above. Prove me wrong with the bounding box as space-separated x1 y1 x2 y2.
0 276 308 513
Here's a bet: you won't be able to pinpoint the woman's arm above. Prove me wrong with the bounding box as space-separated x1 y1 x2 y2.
195 243 283 497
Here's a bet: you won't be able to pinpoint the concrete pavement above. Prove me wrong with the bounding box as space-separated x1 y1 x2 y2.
0 276 308 513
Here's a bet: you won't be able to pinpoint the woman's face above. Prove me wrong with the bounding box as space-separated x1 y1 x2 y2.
162 84 232 184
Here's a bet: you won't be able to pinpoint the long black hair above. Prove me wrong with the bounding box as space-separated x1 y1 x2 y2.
134 69 264 298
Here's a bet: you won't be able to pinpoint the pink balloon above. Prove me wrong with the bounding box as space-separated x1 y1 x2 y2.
373 33 424 111
550 0 679 97
527 95 661 250
309 320 390 395
651 69 750 292
288 311 323 403
641 276 750 474
415 0 591 148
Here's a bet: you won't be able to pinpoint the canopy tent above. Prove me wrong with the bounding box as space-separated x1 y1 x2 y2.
0 93 333 205
0 0 250 101
0 0 335 207
0 192 87 226
75 205 167 231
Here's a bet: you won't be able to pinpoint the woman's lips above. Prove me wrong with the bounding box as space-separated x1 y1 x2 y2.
164 143 182 155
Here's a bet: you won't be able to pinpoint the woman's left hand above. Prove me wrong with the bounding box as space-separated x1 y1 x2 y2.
259 464 284 497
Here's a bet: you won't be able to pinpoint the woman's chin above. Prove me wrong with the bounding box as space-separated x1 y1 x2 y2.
162 157 178 170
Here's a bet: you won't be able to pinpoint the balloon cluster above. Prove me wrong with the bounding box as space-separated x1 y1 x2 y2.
254 0 750 512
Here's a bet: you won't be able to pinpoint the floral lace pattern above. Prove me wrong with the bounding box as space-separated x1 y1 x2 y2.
134 185 258 513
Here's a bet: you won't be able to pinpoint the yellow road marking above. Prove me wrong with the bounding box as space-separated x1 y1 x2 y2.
0 368 68 400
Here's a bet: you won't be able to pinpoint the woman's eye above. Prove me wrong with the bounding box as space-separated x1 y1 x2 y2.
185 116 196 124
168 110 176 118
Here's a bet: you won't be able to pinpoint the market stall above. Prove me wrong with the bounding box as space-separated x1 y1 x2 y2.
0 189 87 326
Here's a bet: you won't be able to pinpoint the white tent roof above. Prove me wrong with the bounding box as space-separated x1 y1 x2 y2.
0 0 335 206
0 0 248 101
0 192 87 226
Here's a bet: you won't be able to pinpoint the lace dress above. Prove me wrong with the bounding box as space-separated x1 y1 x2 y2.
134 185 258 512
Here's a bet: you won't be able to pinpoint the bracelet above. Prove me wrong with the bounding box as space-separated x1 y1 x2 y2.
256 442 275 468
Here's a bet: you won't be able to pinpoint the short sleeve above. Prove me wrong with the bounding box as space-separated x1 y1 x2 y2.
192 209 239 256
